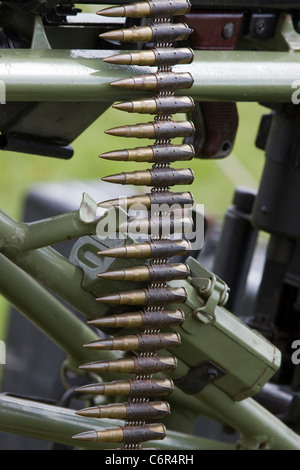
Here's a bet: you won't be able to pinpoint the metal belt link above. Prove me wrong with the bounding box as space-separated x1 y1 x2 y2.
73 0 195 450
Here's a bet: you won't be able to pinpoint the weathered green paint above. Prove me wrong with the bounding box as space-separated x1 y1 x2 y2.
0 193 107 252
0 394 234 450
167 257 281 402
0 49 299 102
0 252 119 371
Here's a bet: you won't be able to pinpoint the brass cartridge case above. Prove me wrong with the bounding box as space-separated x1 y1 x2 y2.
105 120 195 140
98 1 191 19
99 23 193 43
84 332 181 352
100 144 195 163
96 286 187 306
113 96 195 115
98 239 192 259
76 401 170 420
103 48 194 66
111 72 194 91
75 378 175 397
73 423 166 443
89 310 185 330
97 263 190 282
79 355 177 374
102 168 194 187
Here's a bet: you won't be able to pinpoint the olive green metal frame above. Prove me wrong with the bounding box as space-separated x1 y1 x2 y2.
0 196 300 450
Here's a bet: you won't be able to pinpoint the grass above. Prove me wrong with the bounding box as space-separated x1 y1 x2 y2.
0 102 267 342
0 102 266 218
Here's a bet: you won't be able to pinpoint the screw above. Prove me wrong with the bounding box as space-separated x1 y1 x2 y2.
255 20 266 36
222 22 235 40
207 368 218 381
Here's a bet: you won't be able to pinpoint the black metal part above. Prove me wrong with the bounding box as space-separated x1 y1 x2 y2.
2 0 58 13
255 112 274 151
0 101 110 159
252 105 300 240
247 104 300 388
0 133 74 159
213 187 258 315
253 382 300 432
254 383 300 429
247 235 294 341
174 360 226 395
42 5 81 25
6 0 300 12
249 13 279 39
0 27 23 48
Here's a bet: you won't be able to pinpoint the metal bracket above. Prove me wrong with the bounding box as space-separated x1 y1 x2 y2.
174 360 226 395
186 257 230 321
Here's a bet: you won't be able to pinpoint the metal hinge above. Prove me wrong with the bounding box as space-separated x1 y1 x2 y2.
187 256 230 321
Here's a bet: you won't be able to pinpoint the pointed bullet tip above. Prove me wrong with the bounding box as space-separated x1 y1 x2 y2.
113 102 133 113
97 6 125 18
97 270 124 280
72 430 98 442
110 78 134 89
105 126 130 137
99 30 123 41
97 246 126 258
103 54 132 65
104 127 128 137
101 175 118 183
99 150 128 161
102 56 113 63
76 408 99 418
96 294 120 305
75 383 104 394
101 173 125 184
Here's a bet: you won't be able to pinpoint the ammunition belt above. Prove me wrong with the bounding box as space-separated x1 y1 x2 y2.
73 0 195 449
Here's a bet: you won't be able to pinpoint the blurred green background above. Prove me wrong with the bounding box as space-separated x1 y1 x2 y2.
0 102 267 343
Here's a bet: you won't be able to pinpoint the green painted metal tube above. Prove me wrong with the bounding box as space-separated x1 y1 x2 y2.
0 248 221 422
5 245 102 320
0 395 234 450
0 252 224 423
0 210 94 251
0 210 101 320
0 49 299 103
0 195 112 319
0 194 106 252
0 252 118 369
195 384 300 450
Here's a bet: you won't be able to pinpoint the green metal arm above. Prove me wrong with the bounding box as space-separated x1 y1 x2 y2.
0 198 300 449
0 394 234 450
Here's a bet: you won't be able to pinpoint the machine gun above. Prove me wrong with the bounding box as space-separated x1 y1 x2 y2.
0 0 300 452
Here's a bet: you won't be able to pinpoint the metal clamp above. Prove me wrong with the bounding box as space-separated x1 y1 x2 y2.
187 257 230 321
